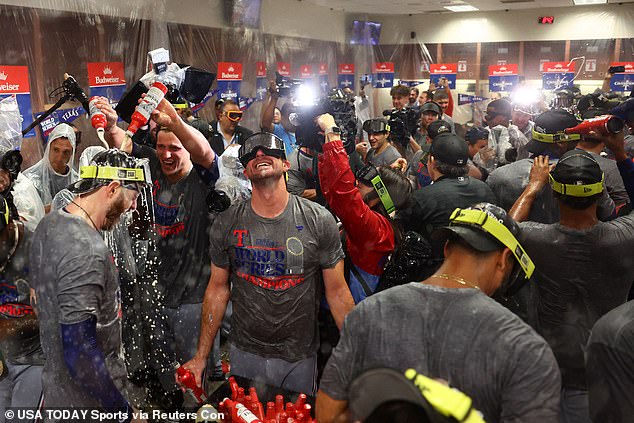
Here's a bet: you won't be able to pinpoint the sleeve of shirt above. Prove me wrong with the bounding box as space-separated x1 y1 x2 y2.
317 207 345 269
209 213 231 268
57 246 106 325
286 167 308 196
617 158 634 204
319 307 364 400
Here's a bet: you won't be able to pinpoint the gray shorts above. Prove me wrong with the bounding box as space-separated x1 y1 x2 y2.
229 344 317 396
0 362 43 423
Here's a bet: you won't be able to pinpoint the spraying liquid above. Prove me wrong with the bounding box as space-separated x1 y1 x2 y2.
89 97 109 148
121 81 168 151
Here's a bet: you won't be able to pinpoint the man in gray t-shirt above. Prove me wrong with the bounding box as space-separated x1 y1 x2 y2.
358 118 402 167
317 203 560 423
30 150 145 413
182 132 354 396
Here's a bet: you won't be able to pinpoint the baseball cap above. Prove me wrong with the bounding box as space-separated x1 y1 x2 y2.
465 126 489 143
420 101 443 117
430 134 468 166
550 149 604 197
363 118 390 134
349 368 484 423
487 99 512 119
432 203 534 280
428 120 452 140
526 109 580 155
68 149 150 195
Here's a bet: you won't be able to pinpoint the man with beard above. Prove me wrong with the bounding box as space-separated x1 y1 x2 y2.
182 132 355 396
29 149 147 419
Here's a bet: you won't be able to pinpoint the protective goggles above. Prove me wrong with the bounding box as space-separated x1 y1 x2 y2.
223 110 243 122
238 133 286 167
532 129 581 143
405 369 485 423
0 197 8 231
363 119 390 134
449 208 535 279
549 174 604 197
80 165 151 189
355 164 395 214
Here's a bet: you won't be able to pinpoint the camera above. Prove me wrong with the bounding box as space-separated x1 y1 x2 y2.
382 106 421 147
274 72 303 97
292 87 358 153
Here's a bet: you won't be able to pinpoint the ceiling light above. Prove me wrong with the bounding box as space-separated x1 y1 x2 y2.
572 0 606 4
444 5 479 11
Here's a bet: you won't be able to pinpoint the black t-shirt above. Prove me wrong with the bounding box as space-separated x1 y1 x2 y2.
402 175 496 256
586 300 634 422
134 144 218 307
520 215 634 389
0 228 44 365
320 283 561 423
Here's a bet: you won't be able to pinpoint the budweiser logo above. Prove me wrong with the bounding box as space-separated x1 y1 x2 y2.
221 72 240 79
0 72 7 81
228 66 235 72
500 66 507 71
626 64 633 69
440 65 447 70
281 65 286 70
103 66 113 75
344 65 349 69
320 65 326 70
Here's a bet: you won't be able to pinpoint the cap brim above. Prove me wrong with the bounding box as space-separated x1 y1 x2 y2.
67 179 102 195
431 225 502 252
348 368 430 421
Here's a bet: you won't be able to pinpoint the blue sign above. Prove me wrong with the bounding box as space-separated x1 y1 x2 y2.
611 74 634 92
373 72 394 88
400 80 424 87
0 94 35 138
217 80 241 101
542 72 574 90
429 74 457 90
34 106 86 141
238 97 256 111
318 75 329 93
256 77 268 101
89 85 126 105
338 74 355 90
458 94 487 106
489 75 519 92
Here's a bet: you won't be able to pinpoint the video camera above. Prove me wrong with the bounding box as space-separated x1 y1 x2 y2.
274 72 303 97
290 87 358 153
382 106 421 147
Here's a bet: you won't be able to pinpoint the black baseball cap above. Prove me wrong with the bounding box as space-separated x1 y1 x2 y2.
432 203 520 253
550 149 604 197
428 120 452 140
526 109 580 155
465 126 489 143
420 101 443 117
430 134 468 166
363 118 390 134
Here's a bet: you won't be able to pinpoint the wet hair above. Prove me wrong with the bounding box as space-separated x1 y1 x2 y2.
365 401 432 423
410 87 420 96
281 102 295 118
553 191 602 210
425 90 434 101
390 85 410 98
433 90 449 101
433 159 468 178
220 99 239 113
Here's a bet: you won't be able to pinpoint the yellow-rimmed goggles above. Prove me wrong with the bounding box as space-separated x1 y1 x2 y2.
80 165 149 186
449 208 535 279
549 173 604 197
404 369 486 423
531 129 580 143
355 164 395 214
1 197 9 229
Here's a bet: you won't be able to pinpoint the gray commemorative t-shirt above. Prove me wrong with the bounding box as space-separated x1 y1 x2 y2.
29 210 125 407
520 215 634 389
320 283 561 423
366 144 401 167
210 194 344 361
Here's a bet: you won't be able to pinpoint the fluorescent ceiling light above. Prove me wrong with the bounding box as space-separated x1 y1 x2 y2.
444 5 479 11
572 0 606 4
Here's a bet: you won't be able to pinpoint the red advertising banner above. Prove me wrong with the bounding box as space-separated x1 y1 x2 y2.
0 65 30 94
256 62 266 77
542 61 575 73
87 62 125 87
299 65 313 78
277 62 291 77
430 64 458 74
318 63 328 75
373 62 394 73
338 64 354 74
611 62 634 73
217 62 243 81
488 64 518 76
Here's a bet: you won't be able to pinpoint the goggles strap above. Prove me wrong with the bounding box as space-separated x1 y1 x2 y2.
370 174 395 214
80 166 147 183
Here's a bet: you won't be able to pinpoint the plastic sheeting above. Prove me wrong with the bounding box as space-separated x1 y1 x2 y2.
0 1 633 166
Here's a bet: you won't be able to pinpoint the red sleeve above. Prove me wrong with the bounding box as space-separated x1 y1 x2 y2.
318 141 395 273
446 87 454 117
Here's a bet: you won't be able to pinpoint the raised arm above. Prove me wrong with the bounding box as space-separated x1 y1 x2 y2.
151 99 216 168
509 156 551 222
94 97 127 151
260 80 279 132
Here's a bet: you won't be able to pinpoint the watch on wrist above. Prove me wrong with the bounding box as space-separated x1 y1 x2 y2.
326 126 341 136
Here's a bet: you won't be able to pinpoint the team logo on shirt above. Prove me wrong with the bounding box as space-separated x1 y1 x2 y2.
233 236 305 290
